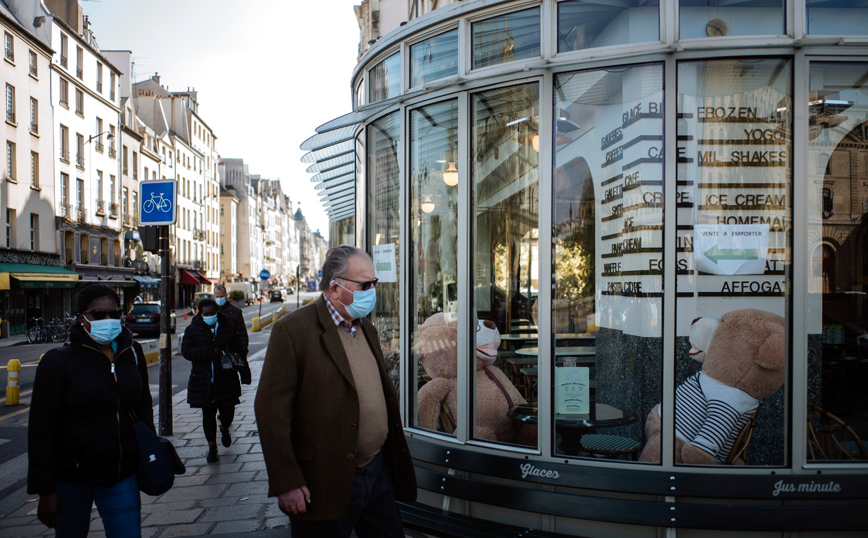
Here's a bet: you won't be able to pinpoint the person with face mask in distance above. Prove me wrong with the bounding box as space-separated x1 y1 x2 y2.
255 246 415 538
28 284 154 537
181 298 247 463
213 285 250 388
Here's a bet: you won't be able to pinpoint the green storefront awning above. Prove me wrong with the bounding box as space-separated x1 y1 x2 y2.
0 263 79 290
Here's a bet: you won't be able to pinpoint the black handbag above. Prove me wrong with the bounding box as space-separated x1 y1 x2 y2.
101 346 186 496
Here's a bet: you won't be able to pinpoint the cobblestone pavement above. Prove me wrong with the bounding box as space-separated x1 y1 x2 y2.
0 345 431 538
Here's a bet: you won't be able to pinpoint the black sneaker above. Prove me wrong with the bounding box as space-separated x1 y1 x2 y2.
220 426 232 448
206 446 219 463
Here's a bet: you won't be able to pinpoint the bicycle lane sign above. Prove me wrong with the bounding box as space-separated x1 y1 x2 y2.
139 179 178 226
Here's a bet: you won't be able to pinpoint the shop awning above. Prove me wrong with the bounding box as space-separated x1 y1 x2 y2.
300 104 390 224
133 275 160 289
180 270 201 285
195 271 217 285
0 263 79 290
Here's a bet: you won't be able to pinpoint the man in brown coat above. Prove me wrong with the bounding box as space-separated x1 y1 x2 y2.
255 246 416 538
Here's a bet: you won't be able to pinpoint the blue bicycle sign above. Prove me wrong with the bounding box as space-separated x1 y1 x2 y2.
142 192 172 214
139 180 178 226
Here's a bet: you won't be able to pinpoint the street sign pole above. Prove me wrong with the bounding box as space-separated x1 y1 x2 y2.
158 225 172 436
139 179 177 438
296 265 300 309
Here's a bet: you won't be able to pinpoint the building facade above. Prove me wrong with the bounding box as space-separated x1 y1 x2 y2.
1 0 79 335
303 0 868 534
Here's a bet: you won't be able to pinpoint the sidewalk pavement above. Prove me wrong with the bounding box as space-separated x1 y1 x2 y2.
0 342 432 538
0 346 284 538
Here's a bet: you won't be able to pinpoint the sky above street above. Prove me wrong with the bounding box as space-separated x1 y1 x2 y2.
82 0 363 239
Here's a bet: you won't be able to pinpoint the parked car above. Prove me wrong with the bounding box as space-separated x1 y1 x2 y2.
125 303 176 335
270 290 284 303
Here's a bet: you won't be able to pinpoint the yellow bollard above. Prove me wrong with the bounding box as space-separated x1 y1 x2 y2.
252 317 261 332
6 359 21 406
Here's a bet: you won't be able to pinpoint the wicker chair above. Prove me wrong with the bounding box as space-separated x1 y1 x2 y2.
724 408 759 465
578 434 642 460
807 403 868 460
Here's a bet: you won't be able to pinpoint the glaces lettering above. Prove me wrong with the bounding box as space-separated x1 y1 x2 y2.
519 463 560 480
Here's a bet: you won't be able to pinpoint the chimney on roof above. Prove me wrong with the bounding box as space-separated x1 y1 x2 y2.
153 73 160 85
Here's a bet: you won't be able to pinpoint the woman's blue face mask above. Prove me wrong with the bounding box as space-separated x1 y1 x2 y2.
203 314 218 326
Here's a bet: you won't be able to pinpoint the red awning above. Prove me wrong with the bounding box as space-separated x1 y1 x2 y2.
180 270 201 285
195 271 216 285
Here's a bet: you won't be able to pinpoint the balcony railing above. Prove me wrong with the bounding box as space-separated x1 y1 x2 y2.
96 200 106 216
133 170 137 179
95 141 104 153
5 109 14 123
76 153 85 169
60 55 67 68
76 207 86 222
76 66 82 79
65 249 74 264
58 203 73 219
123 214 132 227
96 81 102 93
123 165 128 175
80 250 89 263
110 203 119 218
110 89 115 101
30 122 37 134
192 260 204 270
108 147 116 158
60 149 69 162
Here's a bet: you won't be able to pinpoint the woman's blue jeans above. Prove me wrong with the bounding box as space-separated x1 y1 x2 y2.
55 473 141 538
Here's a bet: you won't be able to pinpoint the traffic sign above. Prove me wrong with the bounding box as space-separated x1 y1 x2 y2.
139 180 177 226
259 269 270 280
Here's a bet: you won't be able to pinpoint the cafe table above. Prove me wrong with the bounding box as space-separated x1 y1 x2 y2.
509 402 637 455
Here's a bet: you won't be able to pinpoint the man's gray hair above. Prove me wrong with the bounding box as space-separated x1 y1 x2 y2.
320 246 371 292
214 284 227 294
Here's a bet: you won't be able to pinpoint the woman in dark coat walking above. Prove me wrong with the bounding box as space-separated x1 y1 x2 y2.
181 298 249 462
28 283 153 537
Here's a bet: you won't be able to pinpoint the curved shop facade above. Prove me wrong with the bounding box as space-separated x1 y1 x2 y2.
302 0 868 534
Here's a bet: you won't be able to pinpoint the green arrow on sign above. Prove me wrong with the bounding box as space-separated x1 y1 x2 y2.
704 244 759 264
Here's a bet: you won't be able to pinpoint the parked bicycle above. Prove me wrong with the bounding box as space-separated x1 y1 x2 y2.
27 317 48 344
47 317 69 343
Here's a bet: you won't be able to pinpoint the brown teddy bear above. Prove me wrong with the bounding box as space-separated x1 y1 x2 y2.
639 309 785 464
416 313 534 444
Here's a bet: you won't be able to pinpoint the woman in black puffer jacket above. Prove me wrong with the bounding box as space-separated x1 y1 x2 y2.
28 284 154 537
181 298 248 463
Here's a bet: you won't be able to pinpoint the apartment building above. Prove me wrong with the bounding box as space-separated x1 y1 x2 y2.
0 0 78 335
218 183 238 283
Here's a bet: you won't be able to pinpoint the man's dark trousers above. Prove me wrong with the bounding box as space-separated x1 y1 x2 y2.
288 451 404 538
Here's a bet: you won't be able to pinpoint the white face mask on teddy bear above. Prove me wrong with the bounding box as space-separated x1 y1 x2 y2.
476 319 500 365
687 316 721 364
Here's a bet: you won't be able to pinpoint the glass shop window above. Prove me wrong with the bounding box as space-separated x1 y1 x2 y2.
679 0 784 39
367 112 401 394
409 99 459 436
471 83 540 447
557 0 660 53
807 1 868 35
472 7 540 70
553 64 664 461
410 29 458 88
369 53 401 103
806 62 868 462
676 58 792 466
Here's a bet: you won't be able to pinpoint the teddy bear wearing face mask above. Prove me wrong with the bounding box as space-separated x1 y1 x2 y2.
416 313 535 444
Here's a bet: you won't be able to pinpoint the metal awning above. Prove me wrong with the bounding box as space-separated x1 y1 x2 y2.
133 275 160 289
300 105 391 224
